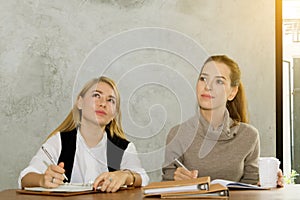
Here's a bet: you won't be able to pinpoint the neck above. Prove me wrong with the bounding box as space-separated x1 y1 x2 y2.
79 121 105 148
199 107 225 129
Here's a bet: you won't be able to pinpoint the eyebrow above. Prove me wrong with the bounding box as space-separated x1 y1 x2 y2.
92 90 116 99
200 73 227 80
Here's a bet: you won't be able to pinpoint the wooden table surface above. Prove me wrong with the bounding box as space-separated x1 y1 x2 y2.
1 185 300 200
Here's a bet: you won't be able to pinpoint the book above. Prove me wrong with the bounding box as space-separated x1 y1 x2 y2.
211 179 269 190
143 176 210 196
160 183 229 199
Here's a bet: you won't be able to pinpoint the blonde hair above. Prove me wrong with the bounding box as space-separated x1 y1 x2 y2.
47 76 125 139
201 55 249 124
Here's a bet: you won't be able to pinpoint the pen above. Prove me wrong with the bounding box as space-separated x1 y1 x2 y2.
174 158 189 171
41 146 68 181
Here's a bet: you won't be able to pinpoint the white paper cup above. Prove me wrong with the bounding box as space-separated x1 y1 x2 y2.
259 157 280 188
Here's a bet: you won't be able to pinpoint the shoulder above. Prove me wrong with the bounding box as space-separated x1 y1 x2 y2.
107 132 130 150
236 122 259 140
58 129 78 145
125 142 138 153
167 116 198 140
168 124 180 136
46 131 62 144
60 129 77 136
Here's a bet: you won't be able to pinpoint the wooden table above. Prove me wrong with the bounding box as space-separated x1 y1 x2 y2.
1 185 300 200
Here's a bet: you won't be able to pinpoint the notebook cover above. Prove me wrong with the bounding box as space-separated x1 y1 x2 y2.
144 176 210 189
160 183 229 199
143 176 210 196
16 189 97 196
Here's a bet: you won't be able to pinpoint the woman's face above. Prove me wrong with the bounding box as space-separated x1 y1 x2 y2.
77 81 117 129
196 61 238 111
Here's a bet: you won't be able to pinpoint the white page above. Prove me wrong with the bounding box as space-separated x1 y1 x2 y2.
25 183 93 192
211 179 268 190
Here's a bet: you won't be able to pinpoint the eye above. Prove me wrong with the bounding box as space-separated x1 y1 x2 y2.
92 92 101 98
108 98 116 104
216 79 224 85
199 76 207 82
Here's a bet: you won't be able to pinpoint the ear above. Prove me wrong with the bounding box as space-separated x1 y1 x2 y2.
228 86 238 101
77 96 83 110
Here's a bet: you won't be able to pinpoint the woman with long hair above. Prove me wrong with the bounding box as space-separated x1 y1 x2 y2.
19 76 149 192
162 55 283 186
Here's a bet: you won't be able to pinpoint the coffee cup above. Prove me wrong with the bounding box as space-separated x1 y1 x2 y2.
259 157 280 188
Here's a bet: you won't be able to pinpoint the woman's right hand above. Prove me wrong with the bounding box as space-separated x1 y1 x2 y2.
174 167 198 180
40 162 65 188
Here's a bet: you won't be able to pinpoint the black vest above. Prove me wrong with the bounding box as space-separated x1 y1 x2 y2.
57 128 129 182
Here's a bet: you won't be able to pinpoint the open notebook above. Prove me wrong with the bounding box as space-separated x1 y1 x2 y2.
211 179 269 190
17 183 127 196
24 183 93 192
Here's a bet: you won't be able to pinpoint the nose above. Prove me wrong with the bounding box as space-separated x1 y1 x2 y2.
204 80 212 91
98 98 106 107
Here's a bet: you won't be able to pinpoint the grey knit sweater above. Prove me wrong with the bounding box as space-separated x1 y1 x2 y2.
162 109 260 184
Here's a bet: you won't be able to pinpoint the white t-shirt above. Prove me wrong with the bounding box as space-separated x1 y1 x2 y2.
18 131 149 188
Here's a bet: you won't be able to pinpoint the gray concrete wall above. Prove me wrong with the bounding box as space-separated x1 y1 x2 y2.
0 0 276 190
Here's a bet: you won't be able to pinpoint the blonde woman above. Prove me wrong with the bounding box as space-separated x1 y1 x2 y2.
19 76 149 192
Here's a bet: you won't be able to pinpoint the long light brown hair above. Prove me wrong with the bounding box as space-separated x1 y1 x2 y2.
47 76 125 139
201 55 249 123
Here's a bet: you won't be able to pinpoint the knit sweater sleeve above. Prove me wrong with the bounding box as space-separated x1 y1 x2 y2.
239 127 260 184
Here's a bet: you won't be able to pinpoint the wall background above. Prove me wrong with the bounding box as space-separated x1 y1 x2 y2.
0 0 276 190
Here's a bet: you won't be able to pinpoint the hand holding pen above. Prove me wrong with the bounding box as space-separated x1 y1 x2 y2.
41 146 68 186
174 158 198 180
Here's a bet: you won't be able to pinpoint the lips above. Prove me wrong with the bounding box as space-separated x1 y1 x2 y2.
201 94 214 99
95 110 107 115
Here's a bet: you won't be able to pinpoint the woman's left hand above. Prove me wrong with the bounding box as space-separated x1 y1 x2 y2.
277 169 284 187
93 171 129 192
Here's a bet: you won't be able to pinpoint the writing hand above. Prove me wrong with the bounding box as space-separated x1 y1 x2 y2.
40 162 65 188
174 167 198 180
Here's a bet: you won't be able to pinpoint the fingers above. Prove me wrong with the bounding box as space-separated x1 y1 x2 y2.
192 170 199 178
103 176 123 193
42 165 65 188
93 172 106 190
174 167 198 180
49 165 65 181
277 170 284 187
58 162 64 169
52 163 66 174
93 171 127 192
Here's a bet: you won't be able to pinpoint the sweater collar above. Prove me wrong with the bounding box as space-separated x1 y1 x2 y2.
191 109 239 141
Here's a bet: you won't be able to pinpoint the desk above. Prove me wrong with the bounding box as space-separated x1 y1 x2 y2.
1 185 300 200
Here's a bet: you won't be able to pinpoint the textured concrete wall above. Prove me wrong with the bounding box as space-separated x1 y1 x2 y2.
0 0 276 190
